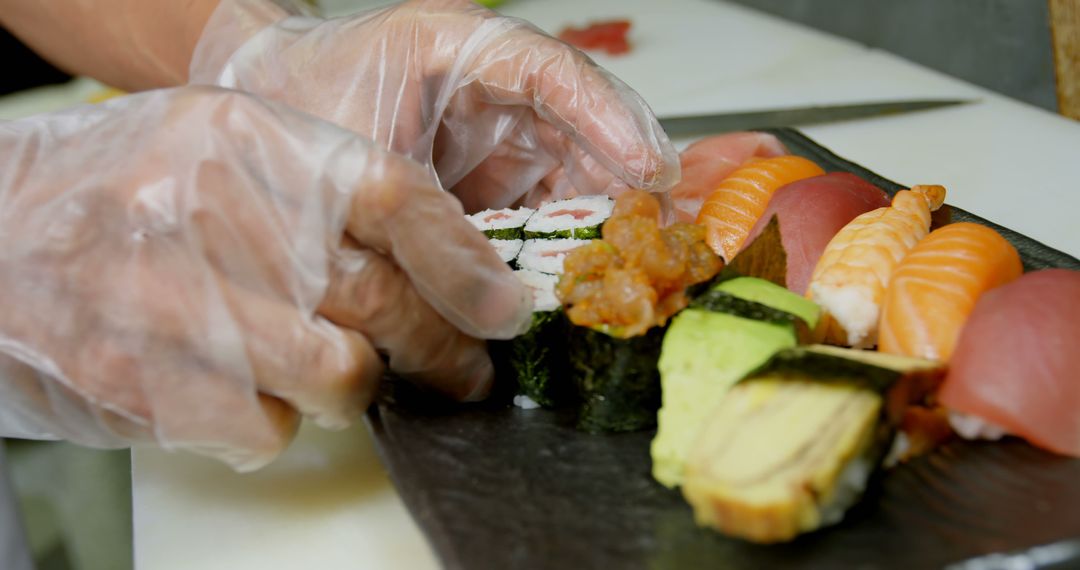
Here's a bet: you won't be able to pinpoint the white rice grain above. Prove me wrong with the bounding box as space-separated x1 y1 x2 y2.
513 394 542 410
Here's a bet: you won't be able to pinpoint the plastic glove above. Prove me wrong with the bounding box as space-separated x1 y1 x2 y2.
189 0 680 212
0 86 530 471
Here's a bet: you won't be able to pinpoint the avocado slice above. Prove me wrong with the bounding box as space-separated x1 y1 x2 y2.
714 277 820 330
651 310 796 488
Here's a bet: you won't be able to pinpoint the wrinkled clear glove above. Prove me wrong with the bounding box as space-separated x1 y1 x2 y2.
0 86 530 471
190 0 680 212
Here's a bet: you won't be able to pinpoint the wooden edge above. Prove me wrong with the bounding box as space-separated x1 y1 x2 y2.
1049 0 1080 119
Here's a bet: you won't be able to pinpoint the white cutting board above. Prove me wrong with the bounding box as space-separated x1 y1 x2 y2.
131 1 1080 569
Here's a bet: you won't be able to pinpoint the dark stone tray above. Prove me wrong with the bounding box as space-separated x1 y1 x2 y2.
366 129 1080 570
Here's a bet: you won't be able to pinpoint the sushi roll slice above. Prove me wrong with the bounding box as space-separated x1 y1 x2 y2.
491 269 570 408
682 345 945 543
467 207 535 240
523 195 614 239
489 238 523 266
557 190 723 433
516 268 560 312
517 239 590 275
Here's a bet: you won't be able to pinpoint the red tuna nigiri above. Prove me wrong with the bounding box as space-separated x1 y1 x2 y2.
940 269 1080 457
669 133 788 222
741 173 891 295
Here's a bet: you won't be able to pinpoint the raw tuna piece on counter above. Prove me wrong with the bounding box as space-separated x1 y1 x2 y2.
557 19 632 55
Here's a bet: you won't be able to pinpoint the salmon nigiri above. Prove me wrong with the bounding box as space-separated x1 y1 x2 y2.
670 133 788 222
807 185 946 348
695 155 824 262
878 222 1022 361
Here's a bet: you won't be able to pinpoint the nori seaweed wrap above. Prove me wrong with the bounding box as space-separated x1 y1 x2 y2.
568 324 667 433
491 270 573 407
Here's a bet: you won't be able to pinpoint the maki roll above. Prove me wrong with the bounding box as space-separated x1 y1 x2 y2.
467 206 535 240
517 239 590 275
489 238 523 266
492 269 571 408
524 195 614 239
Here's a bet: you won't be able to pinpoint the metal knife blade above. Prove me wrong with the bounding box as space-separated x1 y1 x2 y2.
657 99 972 137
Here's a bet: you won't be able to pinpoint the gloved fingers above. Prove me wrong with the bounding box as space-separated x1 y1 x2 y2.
446 116 561 212
319 245 495 402
213 271 385 430
188 0 300 85
503 127 635 209
10 248 304 468
66 364 298 473
467 118 637 208
61 321 301 471
468 26 679 193
519 120 638 206
90 250 379 434
117 333 301 471
156 391 300 472
344 152 531 340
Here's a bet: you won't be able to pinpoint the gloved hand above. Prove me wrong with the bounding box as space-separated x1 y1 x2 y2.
189 0 680 212
0 86 530 471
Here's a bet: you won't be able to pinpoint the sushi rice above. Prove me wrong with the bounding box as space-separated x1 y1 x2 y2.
513 395 542 410
471 198 606 411
489 239 523 265
467 207 534 240
509 269 564 409
948 410 1007 441
514 269 560 312
809 284 879 348
517 239 590 275
524 195 613 239
816 454 873 527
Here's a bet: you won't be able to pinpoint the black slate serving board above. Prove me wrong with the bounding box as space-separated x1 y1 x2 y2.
366 129 1080 570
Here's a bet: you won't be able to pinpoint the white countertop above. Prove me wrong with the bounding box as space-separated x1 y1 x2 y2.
4 0 1075 569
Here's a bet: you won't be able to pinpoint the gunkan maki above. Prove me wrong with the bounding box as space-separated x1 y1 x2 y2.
556 190 723 433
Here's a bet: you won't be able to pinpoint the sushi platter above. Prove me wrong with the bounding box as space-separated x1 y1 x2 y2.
367 129 1080 570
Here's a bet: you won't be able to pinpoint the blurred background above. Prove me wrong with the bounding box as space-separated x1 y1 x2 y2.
2 0 1075 119
0 1 1075 569
729 0 1063 113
